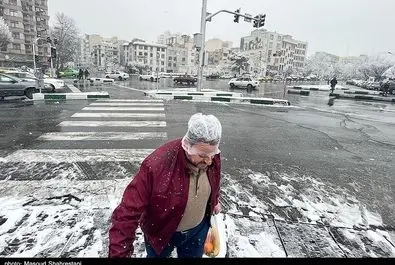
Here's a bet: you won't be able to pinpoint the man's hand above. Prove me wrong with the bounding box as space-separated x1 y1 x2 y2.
213 203 221 215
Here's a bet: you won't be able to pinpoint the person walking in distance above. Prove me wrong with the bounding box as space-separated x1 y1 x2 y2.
330 76 338 94
108 113 223 258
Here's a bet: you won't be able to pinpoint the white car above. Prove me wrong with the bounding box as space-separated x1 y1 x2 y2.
139 73 160 82
5 71 65 92
228 77 260 89
105 71 129 80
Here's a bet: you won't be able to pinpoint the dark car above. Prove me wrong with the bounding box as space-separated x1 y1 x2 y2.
0 73 38 99
173 75 197 85
380 79 395 95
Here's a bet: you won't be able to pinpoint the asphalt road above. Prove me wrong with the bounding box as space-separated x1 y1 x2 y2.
1 82 394 228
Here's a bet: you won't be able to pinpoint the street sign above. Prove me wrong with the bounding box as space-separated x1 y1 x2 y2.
244 13 252 22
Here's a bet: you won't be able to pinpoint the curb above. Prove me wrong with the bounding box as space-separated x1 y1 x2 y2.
145 91 290 106
330 93 395 103
344 90 381 95
288 89 310 96
65 83 82 93
32 92 110 101
291 85 349 91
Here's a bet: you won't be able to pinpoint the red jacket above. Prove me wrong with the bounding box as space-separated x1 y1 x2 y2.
108 138 222 257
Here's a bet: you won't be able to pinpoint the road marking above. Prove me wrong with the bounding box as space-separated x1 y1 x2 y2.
95 99 163 102
90 102 164 106
71 113 165 118
38 132 167 141
3 149 153 163
59 121 166 127
82 107 165 111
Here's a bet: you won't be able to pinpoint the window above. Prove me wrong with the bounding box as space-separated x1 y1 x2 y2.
144 46 148 50
173 63 176 67
161 48 165 52
161 61 164 65
168 63 172 67
10 10 18 17
168 56 172 61
161 54 164 59
157 48 160 52
12 32 20 39
0 75 14 82
139 52 142 56
270 35 274 40
10 21 19 28
13 43 21 50
144 52 147 56
150 53 153 57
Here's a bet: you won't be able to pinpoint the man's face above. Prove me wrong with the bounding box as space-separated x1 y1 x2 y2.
186 143 218 170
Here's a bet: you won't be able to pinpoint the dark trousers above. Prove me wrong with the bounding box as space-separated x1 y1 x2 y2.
145 217 210 258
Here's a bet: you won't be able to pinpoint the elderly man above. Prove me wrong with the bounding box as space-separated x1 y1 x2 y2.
109 113 222 258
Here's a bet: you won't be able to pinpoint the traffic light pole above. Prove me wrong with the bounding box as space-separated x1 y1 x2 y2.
196 1 264 92
196 0 208 92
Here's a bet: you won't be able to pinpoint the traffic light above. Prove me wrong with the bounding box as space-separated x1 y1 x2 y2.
234 9 240 23
51 47 57 59
253 15 259 28
259 14 266 27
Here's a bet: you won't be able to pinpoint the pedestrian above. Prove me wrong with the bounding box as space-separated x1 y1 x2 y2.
84 69 90 80
109 113 223 258
383 80 390 96
55 69 60 79
330 76 337 94
78 68 83 80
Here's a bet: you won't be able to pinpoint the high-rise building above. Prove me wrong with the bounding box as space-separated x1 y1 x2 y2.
0 0 49 67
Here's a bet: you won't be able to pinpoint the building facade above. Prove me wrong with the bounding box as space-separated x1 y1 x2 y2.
240 29 308 76
78 34 125 70
0 0 49 67
123 41 167 73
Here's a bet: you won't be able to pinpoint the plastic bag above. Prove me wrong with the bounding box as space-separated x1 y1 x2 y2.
204 215 220 257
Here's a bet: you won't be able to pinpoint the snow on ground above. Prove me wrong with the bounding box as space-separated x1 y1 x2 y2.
0 168 394 257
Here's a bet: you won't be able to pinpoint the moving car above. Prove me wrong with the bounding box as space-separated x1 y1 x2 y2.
5 71 65 92
105 71 130 80
0 73 37 99
139 73 160 82
173 75 198 85
58 68 79 78
228 77 260 89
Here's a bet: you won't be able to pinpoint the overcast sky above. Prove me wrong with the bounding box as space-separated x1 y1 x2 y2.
48 0 395 57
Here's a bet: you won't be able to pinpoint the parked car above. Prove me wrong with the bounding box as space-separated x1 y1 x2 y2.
139 73 160 82
380 79 395 95
105 71 129 80
228 77 260 89
173 75 198 85
5 71 65 92
58 69 79 78
0 73 38 99
258 76 273 82
206 73 221 80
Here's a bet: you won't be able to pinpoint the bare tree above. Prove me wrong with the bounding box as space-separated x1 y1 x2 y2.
51 13 79 70
0 17 13 51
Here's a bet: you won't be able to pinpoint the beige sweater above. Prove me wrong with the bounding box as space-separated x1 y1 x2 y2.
176 163 211 231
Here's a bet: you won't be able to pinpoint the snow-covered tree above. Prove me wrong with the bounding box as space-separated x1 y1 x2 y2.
357 56 393 81
51 13 80 70
127 61 149 74
228 52 250 75
0 17 13 51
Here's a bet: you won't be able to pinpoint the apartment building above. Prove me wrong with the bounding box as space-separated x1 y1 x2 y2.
240 29 308 76
0 0 49 67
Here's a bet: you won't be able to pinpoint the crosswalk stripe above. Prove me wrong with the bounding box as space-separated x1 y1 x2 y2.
71 113 165 118
82 107 165 111
90 102 164 106
3 149 153 163
38 132 167 141
96 99 163 102
59 121 166 127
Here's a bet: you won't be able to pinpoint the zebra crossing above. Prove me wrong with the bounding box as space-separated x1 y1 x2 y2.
0 99 168 181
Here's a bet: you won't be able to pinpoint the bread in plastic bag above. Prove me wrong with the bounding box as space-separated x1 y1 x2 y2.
204 215 220 257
